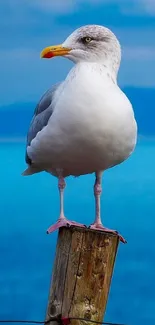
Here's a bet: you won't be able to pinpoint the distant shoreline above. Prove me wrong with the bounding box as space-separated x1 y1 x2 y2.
0 137 26 143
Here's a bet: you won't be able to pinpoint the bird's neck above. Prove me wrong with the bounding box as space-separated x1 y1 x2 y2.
74 61 119 85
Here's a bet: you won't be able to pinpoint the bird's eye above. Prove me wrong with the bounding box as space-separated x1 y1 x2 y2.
82 37 92 44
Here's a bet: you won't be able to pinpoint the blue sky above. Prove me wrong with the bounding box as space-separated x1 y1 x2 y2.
0 0 155 105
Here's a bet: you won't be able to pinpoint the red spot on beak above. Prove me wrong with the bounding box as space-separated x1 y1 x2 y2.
43 52 54 59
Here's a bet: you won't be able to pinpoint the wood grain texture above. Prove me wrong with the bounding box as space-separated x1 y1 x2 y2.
46 227 119 325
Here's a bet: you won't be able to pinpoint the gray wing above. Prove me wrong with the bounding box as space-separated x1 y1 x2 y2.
26 82 61 165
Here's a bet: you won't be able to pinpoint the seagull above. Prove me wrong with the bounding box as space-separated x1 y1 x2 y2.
23 25 137 243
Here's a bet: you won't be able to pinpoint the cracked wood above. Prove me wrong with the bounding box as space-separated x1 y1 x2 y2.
46 227 119 325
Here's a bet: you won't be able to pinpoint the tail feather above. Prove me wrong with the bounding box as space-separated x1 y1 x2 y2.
22 166 42 176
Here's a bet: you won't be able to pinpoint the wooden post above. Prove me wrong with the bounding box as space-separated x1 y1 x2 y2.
46 227 119 325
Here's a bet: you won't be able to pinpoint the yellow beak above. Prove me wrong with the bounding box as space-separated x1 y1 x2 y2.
40 44 71 59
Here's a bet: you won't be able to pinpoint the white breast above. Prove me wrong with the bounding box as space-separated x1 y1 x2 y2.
28 63 137 176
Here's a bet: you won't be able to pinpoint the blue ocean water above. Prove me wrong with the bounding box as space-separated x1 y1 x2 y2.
0 139 154 325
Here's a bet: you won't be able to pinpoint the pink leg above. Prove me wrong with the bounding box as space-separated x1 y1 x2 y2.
90 171 126 244
47 176 85 234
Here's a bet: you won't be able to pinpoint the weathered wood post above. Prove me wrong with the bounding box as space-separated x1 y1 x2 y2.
45 227 119 325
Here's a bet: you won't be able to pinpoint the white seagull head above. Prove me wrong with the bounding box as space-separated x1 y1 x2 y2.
41 25 121 74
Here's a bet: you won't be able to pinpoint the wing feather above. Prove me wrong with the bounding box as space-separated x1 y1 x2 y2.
25 83 61 164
